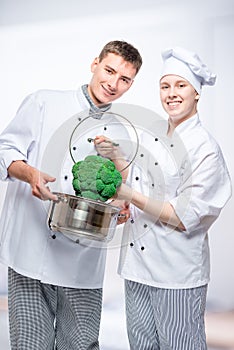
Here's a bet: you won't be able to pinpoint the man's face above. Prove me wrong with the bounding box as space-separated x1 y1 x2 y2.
88 53 137 106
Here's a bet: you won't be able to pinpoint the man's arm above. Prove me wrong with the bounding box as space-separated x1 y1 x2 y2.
8 160 58 201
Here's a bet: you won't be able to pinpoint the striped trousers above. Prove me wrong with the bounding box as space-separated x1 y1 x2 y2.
8 268 102 350
125 280 208 350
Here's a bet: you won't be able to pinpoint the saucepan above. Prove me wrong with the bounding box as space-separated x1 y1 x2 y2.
46 110 139 243
48 192 124 242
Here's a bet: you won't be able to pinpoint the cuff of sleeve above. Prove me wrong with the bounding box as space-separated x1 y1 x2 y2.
0 151 27 180
169 196 200 234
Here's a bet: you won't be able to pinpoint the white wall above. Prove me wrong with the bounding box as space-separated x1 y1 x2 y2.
0 0 233 321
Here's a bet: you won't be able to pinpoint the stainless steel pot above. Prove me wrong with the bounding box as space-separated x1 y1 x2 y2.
48 192 122 242
46 111 137 243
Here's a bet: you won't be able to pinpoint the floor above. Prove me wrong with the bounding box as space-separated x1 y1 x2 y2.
1 252 234 350
205 311 234 350
0 297 10 350
1 294 234 350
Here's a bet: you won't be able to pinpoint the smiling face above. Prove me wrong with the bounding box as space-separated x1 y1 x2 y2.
87 53 137 106
160 75 199 130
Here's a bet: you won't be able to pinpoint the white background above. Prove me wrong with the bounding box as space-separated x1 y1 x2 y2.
0 1 234 348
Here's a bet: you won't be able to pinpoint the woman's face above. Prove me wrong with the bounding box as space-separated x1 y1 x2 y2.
160 75 199 128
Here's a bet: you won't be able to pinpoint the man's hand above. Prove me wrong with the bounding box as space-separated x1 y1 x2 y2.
30 171 58 201
8 160 58 201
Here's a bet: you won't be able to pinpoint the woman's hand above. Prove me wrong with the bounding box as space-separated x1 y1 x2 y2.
111 199 131 225
118 205 131 225
94 135 129 182
94 135 118 159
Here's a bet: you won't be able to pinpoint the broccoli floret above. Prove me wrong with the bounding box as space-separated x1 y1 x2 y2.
72 178 81 195
71 155 122 201
72 161 82 178
96 179 105 192
81 191 103 201
84 155 105 165
97 168 114 184
101 183 116 199
102 159 116 171
112 171 122 187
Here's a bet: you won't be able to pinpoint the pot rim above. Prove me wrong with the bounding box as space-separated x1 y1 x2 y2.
52 191 121 211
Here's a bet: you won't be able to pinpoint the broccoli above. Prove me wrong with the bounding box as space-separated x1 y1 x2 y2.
71 155 122 202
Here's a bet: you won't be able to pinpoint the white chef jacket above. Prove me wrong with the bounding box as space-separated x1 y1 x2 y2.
118 114 232 289
0 86 128 288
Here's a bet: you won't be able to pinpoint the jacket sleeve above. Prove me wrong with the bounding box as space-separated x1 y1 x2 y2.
170 142 232 234
0 92 44 180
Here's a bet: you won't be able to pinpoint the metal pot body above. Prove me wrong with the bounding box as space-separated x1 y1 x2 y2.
48 192 120 242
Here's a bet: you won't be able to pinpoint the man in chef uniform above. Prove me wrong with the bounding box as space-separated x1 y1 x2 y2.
0 40 142 349
116 47 232 349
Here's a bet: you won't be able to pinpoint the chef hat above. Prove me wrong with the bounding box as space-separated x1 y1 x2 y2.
160 47 216 94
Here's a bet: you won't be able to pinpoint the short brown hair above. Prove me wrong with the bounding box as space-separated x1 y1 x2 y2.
98 40 143 75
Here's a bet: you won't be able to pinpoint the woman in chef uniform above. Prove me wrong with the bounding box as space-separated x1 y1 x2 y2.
116 47 232 349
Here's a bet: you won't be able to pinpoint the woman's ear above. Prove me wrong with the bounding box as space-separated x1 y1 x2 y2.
195 94 200 100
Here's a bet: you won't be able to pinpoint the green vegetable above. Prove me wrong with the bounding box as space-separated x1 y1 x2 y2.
72 155 122 201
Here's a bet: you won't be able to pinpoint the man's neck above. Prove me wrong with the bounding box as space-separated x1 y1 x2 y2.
81 85 111 114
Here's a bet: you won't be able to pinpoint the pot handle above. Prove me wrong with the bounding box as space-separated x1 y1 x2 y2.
52 193 68 204
117 214 126 218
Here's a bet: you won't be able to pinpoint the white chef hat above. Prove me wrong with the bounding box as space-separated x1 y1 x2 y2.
160 47 216 94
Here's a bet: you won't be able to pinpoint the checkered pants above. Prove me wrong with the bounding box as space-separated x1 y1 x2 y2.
8 268 102 350
125 280 208 350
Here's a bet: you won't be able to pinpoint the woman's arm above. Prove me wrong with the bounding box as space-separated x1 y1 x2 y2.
117 183 185 230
